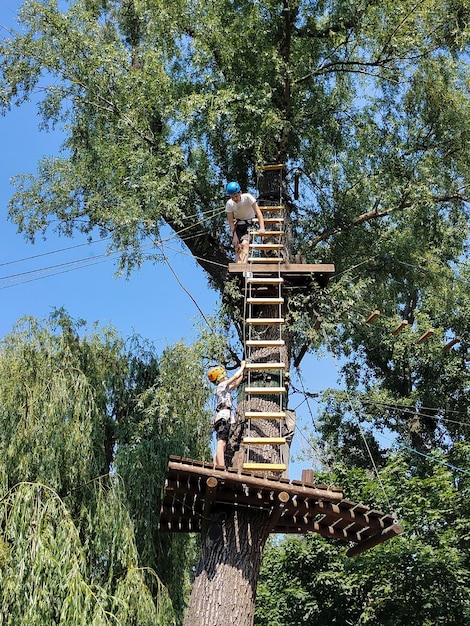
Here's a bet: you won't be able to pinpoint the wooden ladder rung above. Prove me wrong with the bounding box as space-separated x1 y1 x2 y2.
248 257 283 263
245 411 286 419
255 231 285 237
246 362 285 370
263 217 285 223
247 297 284 304
260 163 285 171
249 243 284 250
245 387 286 395
246 340 285 347
259 205 284 211
243 437 286 445
246 277 284 284
246 318 284 325
243 462 287 472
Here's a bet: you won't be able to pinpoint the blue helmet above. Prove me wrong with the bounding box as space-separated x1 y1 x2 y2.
226 181 241 195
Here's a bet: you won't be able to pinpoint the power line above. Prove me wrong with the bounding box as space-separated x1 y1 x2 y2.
0 205 228 289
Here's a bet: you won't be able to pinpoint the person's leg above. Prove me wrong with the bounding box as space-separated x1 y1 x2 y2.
238 228 250 263
235 224 250 263
238 239 249 263
214 438 226 466
213 420 230 466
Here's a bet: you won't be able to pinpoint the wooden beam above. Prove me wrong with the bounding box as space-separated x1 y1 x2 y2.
345 523 403 557
229 262 335 275
246 339 285 347
416 329 435 345
166 460 344 502
392 320 408 336
249 243 285 250
442 336 460 353
365 310 380 324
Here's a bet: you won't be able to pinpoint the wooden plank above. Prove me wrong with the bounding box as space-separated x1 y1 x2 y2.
262 217 285 223
245 387 286 395
244 411 286 419
442 336 460 353
247 257 283 263
229 262 335 275
255 230 285 237
246 317 284 325
246 277 284 284
243 437 286 445
246 339 285 347
259 205 284 211
246 297 284 304
249 243 285 250
243 462 287 472
245 362 285 370
259 164 285 171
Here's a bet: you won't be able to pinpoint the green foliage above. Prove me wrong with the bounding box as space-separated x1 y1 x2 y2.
0 311 211 624
256 451 470 625
4 0 470 622
114 339 211 614
0 482 175 625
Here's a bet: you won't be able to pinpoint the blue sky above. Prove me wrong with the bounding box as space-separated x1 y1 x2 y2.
0 0 218 348
0 0 342 477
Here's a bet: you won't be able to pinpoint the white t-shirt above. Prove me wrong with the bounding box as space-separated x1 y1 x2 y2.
212 379 236 424
225 193 257 220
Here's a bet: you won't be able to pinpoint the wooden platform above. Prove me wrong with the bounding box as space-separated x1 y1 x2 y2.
228 263 335 288
158 457 403 557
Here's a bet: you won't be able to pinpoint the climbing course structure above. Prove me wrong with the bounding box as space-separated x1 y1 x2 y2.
159 164 403 557
229 163 334 476
240 180 289 474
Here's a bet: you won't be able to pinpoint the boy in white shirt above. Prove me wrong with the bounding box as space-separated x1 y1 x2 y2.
225 181 265 263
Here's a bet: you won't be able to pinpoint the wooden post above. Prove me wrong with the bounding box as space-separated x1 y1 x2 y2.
301 469 315 485
201 476 218 537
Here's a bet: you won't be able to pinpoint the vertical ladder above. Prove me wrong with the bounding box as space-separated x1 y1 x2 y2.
242 201 288 473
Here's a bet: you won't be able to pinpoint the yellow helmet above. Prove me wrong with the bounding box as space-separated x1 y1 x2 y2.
207 365 226 384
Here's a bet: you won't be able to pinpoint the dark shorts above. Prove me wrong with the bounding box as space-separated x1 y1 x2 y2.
235 220 254 243
214 419 230 442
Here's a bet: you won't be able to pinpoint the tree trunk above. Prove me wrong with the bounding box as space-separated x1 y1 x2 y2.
183 507 270 626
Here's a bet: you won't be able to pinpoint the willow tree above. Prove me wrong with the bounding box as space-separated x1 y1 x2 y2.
0 311 211 624
3 0 470 623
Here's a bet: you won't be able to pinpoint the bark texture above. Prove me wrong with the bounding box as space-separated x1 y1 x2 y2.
183 507 270 626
